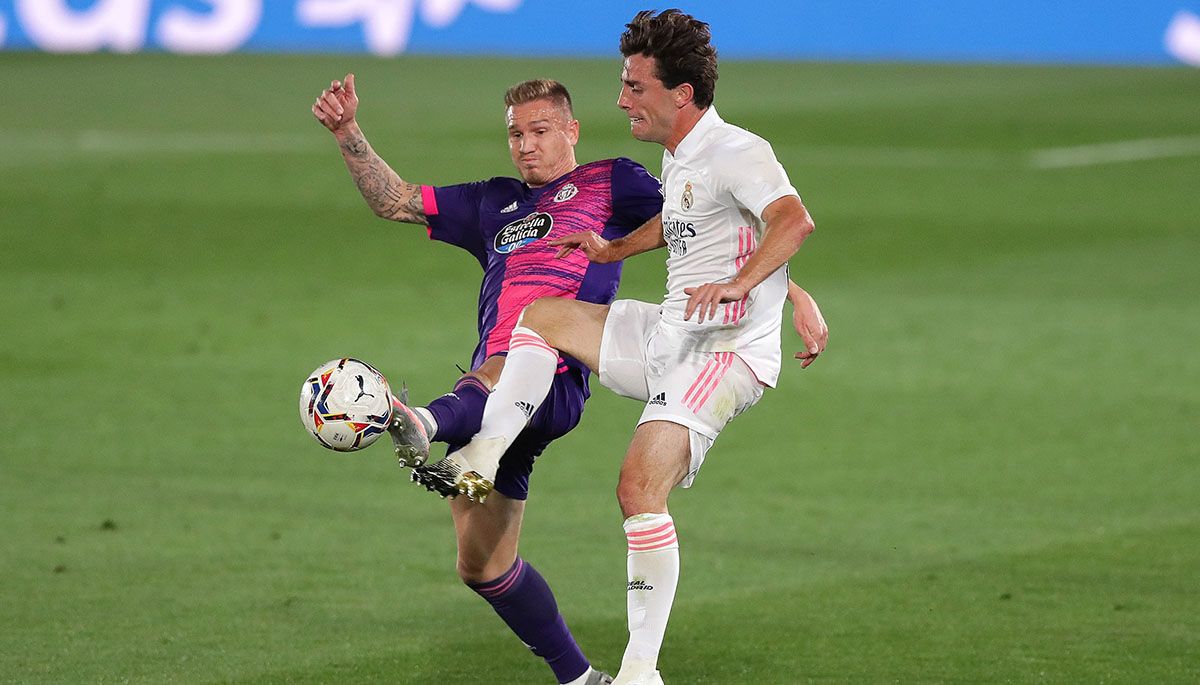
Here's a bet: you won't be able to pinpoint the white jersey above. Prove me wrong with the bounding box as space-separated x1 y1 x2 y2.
658 107 799 387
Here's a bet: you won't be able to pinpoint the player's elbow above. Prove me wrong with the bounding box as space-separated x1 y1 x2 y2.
781 214 813 253
796 214 815 242
371 204 400 221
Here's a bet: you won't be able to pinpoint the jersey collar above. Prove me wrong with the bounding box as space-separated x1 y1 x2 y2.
667 106 722 162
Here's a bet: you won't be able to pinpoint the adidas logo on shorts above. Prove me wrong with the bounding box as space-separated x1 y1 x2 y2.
515 401 535 418
649 392 667 407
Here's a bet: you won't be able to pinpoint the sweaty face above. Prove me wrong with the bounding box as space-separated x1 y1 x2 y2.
505 99 579 187
617 54 677 145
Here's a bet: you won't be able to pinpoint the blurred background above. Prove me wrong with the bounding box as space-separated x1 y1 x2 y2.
3 0 1200 64
1 1 1198 683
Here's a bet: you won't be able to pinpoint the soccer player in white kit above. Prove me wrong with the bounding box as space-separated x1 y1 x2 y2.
413 9 827 684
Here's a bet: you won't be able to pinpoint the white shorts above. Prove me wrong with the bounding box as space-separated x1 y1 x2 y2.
598 299 765 488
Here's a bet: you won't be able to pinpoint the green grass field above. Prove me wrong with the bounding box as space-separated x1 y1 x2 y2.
2 53 1198 683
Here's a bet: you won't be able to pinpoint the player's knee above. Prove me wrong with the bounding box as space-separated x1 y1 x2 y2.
455 555 489 585
616 475 663 518
517 298 565 344
518 297 555 330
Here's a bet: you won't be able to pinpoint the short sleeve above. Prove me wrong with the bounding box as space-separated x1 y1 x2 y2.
609 158 664 236
718 140 798 220
424 182 488 263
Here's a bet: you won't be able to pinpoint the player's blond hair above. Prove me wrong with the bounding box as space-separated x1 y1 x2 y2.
504 79 574 118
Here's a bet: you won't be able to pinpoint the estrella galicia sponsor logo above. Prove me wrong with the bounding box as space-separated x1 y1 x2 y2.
628 579 654 592
553 183 578 203
662 215 696 256
495 212 553 254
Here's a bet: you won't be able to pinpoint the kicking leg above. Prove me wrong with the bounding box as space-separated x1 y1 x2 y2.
612 421 691 685
453 493 603 684
393 356 500 474
416 298 609 501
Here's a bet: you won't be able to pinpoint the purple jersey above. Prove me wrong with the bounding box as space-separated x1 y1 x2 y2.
421 157 662 374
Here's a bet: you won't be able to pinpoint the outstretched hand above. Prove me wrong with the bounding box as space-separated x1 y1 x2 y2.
551 231 618 263
312 72 360 133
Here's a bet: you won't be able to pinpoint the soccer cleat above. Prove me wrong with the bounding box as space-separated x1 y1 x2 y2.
410 455 464 499
410 436 508 503
389 386 430 468
585 670 615 685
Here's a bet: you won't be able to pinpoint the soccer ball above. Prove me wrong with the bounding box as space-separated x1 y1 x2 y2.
299 358 393 452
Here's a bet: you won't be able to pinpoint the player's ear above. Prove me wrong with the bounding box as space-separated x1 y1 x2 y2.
567 118 580 145
675 83 694 109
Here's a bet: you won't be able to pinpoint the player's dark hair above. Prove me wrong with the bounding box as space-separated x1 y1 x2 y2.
619 9 718 109
504 79 574 118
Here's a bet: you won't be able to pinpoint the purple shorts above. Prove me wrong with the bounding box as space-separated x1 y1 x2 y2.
445 369 588 500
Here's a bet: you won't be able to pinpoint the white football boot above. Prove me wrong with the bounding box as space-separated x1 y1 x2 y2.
388 387 430 468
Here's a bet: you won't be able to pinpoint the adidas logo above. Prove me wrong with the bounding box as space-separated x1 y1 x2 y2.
515 401 535 418
500 201 518 213
649 392 667 406
627 579 655 592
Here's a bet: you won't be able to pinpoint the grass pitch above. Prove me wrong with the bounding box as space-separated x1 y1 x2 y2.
1 53 1198 683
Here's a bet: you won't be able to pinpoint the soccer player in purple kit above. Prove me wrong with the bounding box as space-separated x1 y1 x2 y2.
312 75 661 684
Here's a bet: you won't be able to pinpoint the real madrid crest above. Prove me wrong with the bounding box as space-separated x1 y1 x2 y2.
681 181 694 211
553 183 578 203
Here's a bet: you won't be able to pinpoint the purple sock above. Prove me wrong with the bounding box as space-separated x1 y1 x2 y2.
469 557 590 683
425 376 489 444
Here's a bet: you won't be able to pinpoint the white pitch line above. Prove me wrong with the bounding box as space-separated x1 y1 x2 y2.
775 144 1010 170
0 130 323 155
77 130 324 154
1029 135 1200 169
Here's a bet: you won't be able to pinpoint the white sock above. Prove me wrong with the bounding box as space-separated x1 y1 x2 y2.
413 406 437 437
476 326 558 443
618 513 679 679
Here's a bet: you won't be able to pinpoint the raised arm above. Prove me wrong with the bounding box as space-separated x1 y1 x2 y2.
683 195 814 321
550 213 666 263
311 73 426 225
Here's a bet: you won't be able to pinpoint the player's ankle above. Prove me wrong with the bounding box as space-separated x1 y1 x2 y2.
413 406 437 438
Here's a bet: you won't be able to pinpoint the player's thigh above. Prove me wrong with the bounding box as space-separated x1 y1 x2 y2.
616 420 693 516
639 351 765 488
520 298 608 372
597 299 661 402
450 491 525 583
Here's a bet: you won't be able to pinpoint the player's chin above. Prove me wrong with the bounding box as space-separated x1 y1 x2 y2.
628 119 652 140
519 169 547 185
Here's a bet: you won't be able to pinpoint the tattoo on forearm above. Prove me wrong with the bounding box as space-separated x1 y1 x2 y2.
338 131 425 224
340 135 369 157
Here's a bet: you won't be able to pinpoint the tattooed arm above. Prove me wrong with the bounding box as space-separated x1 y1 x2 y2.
312 73 426 225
